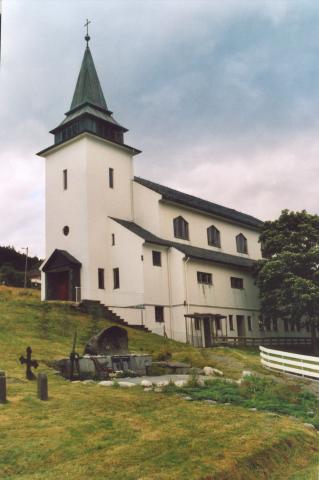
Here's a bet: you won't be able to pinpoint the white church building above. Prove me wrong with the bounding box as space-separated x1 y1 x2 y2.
39 38 310 347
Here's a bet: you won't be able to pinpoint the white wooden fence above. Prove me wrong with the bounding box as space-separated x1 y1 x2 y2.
260 346 319 380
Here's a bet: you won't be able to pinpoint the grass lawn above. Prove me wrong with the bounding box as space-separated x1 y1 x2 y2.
0 287 318 480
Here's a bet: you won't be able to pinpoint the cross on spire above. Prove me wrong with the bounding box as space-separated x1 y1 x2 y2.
84 19 91 46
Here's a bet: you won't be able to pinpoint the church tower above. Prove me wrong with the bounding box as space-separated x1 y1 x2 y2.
39 33 140 302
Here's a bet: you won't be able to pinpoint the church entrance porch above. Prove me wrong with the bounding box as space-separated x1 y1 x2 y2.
42 249 81 302
185 313 227 348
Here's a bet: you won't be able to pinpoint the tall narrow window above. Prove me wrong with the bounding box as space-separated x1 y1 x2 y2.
152 251 162 266
63 169 68 190
284 319 289 332
173 216 189 240
236 233 248 254
113 268 120 289
98 268 105 289
272 318 278 331
155 306 164 323
112 233 115 246
109 168 114 188
229 315 234 331
207 225 221 247
247 316 252 331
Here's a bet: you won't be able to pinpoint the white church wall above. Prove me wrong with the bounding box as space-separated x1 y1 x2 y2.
43 136 91 299
186 260 260 311
84 136 135 300
158 202 262 260
105 218 145 308
132 181 162 236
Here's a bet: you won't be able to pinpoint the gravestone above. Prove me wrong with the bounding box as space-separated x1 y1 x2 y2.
37 373 48 401
19 347 39 380
0 371 6 403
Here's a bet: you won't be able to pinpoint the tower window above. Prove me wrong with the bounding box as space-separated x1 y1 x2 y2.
112 233 115 246
63 169 68 190
230 277 244 289
207 225 221 247
236 233 248 254
109 168 114 188
155 306 164 323
62 226 70 236
173 216 189 240
152 251 162 266
113 268 120 289
98 268 105 289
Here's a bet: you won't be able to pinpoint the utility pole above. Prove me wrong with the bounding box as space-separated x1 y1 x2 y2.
22 247 28 288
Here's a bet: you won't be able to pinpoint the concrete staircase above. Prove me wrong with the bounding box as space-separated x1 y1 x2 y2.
79 300 151 333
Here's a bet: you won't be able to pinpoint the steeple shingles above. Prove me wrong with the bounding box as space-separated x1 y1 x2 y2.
70 46 108 112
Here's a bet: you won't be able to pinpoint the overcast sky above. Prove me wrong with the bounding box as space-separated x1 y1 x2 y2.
1 0 319 257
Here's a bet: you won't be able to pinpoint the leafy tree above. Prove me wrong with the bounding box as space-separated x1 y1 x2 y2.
255 210 319 353
0 264 25 287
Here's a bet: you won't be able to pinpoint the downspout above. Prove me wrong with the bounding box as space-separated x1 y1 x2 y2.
166 247 173 339
184 256 190 314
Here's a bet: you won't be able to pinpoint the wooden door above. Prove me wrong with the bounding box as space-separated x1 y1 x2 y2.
203 317 212 347
236 315 245 337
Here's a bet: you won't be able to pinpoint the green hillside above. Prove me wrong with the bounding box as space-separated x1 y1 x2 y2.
0 287 318 480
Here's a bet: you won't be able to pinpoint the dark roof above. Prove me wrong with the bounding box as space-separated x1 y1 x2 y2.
70 46 108 112
42 249 81 272
134 177 263 230
111 218 256 270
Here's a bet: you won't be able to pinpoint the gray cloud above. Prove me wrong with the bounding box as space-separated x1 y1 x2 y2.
0 0 319 256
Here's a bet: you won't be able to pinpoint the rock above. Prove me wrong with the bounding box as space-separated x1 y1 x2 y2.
204 399 217 405
144 387 153 392
304 423 316 430
249 408 257 411
141 380 152 387
203 366 214 376
212 368 224 377
98 381 114 387
157 380 169 387
307 411 315 417
71 381 81 384
118 381 136 388
224 402 231 405
242 370 253 378
174 380 187 387
154 387 162 393
83 379 95 384
236 379 243 385
184 396 192 401
203 366 224 377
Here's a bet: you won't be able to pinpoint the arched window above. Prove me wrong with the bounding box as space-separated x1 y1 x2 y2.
236 233 248 254
207 225 221 247
173 216 189 240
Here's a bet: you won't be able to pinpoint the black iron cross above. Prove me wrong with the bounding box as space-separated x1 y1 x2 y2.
19 346 39 380
84 19 91 46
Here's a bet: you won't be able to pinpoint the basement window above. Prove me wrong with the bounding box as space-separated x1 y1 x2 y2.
230 277 243 289
155 306 164 323
197 271 212 285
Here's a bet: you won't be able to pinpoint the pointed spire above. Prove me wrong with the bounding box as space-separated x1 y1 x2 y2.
70 45 108 112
